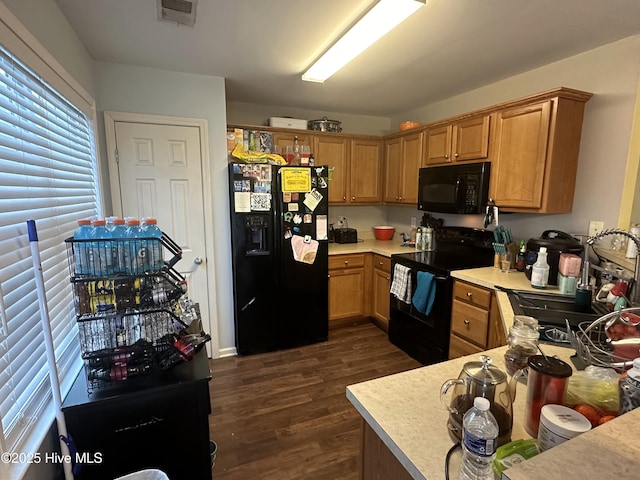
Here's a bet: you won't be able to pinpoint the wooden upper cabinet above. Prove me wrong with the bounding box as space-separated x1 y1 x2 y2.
489 90 592 213
384 131 423 205
350 138 382 203
272 132 313 151
424 124 452 165
383 137 402 203
424 114 490 166
490 102 551 210
314 135 349 204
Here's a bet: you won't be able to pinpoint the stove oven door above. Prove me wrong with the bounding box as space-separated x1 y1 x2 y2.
388 261 453 365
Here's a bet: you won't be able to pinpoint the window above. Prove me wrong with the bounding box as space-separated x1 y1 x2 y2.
0 41 99 461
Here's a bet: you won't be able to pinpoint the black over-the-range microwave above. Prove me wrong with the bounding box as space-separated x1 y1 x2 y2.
417 162 491 214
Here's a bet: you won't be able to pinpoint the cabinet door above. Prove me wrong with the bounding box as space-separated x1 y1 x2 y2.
328 267 365 322
399 131 423 205
272 132 313 151
350 138 382 203
383 137 402 203
451 299 489 347
490 101 551 209
315 135 349 204
424 124 452 165
449 334 484 359
453 114 491 162
372 267 391 330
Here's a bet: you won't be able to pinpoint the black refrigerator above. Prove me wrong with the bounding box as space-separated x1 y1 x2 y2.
228 163 329 354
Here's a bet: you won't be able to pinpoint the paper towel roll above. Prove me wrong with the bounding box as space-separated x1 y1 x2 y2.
626 225 640 258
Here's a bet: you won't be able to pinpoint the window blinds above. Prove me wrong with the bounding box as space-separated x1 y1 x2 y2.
0 44 98 453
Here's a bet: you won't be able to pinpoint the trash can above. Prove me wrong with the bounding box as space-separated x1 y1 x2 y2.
114 469 170 480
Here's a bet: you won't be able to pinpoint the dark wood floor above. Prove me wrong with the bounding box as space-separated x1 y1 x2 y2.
207 321 421 480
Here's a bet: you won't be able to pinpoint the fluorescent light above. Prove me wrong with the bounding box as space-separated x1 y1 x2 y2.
302 0 425 83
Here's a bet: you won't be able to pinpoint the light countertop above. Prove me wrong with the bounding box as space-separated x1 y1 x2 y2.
328 238 410 257
346 344 640 480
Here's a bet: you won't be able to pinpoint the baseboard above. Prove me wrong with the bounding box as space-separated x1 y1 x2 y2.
217 346 238 358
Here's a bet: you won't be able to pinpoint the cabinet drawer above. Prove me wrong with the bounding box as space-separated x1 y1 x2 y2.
453 281 491 309
449 334 484 359
373 254 391 273
451 299 489 347
329 254 365 270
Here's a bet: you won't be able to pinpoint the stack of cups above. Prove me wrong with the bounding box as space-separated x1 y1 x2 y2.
626 225 640 258
557 253 581 295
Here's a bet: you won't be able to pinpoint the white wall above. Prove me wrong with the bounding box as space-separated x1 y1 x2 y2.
391 35 640 242
94 62 235 354
227 100 392 136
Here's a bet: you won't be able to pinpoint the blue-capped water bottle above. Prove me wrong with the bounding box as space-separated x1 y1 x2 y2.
460 397 499 480
73 219 92 275
141 217 163 271
124 218 145 275
111 218 128 274
90 219 114 276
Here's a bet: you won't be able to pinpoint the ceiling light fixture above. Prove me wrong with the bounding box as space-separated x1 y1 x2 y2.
302 0 426 83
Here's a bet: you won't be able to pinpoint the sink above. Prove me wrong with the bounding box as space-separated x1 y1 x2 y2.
506 289 606 329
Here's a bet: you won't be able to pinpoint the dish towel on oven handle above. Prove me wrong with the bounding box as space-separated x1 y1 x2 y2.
412 271 436 316
390 264 412 304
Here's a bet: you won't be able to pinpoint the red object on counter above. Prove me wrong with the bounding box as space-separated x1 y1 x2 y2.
524 355 573 437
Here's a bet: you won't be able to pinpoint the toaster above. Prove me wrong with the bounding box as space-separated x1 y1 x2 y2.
334 228 358 244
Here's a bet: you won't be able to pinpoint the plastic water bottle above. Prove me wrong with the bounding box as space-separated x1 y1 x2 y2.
141 217 163 271
530 246 550 289
89 219 114 275
124 219 145 274
111 218 128 274
460 397 499 480
73 219 92 275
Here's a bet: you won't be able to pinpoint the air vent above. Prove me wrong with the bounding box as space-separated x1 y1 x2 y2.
157 0 197 27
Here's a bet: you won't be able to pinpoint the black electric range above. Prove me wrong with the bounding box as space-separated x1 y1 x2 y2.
389 227 495 365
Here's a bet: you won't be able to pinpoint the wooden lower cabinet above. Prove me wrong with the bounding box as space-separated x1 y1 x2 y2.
361 419 413 480
329 254 366 327
371 254 391 332
449 280 506 359
328 253 393 330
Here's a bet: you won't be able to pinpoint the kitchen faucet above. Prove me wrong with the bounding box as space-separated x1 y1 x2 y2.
586 228 640 305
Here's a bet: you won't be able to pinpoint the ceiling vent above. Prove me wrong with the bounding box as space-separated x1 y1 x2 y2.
157 0 197 27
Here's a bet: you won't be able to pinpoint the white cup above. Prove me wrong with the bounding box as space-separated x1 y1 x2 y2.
596 282 615 302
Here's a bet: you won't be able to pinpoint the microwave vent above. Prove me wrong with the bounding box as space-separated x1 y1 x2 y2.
157 0 197 27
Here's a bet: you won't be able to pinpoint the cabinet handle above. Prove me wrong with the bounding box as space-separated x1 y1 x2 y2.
399 196 403 201
351 196 355 201
344 261 349 265
454 152 459 158
343 196 346 200
444 154 449 159
379 262 384 266
386 276 390 281
464 319 470 325
466 292 473 297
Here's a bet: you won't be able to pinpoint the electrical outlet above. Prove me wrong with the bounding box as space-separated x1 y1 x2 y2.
588 220 604 237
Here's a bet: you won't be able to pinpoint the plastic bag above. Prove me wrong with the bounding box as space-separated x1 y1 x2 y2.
565 365 620 414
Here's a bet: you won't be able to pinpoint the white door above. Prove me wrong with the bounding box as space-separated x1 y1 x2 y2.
105 114 216 355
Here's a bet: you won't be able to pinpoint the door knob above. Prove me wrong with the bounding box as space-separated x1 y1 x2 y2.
194 257 203 265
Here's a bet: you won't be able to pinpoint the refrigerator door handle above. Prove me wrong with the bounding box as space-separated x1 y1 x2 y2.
241 297 256 311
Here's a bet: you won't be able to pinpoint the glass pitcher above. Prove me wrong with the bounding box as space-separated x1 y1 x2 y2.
440 355 514 446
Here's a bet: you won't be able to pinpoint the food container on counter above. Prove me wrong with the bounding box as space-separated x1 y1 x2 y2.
537 404 591 452
372 226 395 241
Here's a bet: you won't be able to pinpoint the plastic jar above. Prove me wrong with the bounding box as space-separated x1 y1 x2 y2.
504 316 539 376
537 404 591 452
